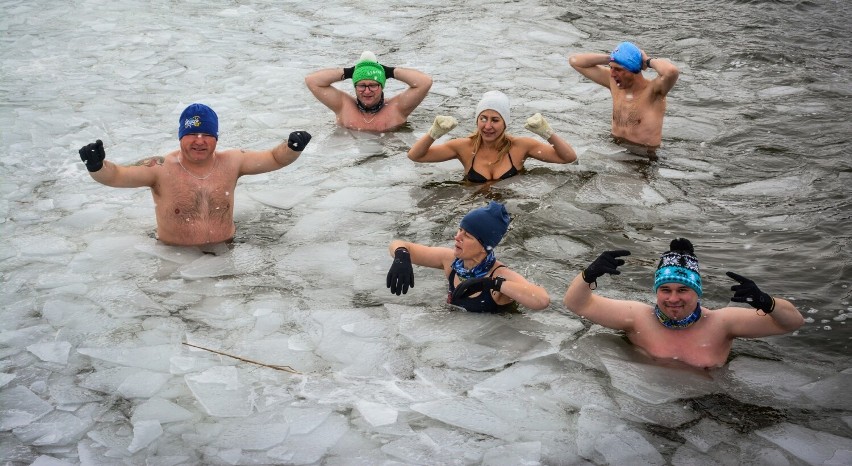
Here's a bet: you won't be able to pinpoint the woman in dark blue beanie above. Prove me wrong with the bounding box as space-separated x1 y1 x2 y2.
386 201 551 313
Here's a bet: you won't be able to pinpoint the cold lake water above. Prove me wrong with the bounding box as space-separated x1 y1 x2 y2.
1 0 851 464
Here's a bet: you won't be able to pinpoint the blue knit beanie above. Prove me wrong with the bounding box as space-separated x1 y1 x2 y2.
654 238 703 296
178 103 219 139
459 201 511 251
610 41 642 74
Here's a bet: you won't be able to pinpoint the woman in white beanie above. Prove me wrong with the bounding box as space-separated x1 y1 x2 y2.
407 90 578 183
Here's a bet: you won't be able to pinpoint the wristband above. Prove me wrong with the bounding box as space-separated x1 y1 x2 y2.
382 65 396 79
493 276 505 292
644 58 652 69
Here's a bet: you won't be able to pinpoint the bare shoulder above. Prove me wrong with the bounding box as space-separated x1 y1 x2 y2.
444 136 473 156
510 135 541 148
214 149 250 170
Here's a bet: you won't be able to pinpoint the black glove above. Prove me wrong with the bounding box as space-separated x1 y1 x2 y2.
387 247 414 295
287 131 311 152
343 66 355 80
381 65 396 79
78 139 105 172
726 271 775 313
451 276 504 301
582 250 631 284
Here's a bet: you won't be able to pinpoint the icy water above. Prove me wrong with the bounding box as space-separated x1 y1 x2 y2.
2 0 851 465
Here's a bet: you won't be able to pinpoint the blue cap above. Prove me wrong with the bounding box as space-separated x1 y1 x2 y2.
459 201 511 251
178 103 218 140
610 41 642 74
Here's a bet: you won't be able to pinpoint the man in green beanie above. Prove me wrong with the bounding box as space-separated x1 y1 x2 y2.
306 51 432 132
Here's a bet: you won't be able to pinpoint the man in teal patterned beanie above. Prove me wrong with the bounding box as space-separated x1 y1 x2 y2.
562 238 805 368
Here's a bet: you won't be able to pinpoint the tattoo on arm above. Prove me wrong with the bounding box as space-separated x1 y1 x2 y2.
132 156 165 167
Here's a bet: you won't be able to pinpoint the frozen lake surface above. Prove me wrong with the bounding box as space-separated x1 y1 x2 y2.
2 0 851 464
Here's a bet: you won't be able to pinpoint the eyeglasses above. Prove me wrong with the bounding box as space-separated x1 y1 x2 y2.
355 83 381 91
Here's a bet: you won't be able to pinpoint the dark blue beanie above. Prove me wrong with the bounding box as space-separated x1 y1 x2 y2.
178 103 218 139
459 201 511 251
610 41 642 74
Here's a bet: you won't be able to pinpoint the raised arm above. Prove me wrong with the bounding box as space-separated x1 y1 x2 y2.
388 240 453 270
237 131 311 176
305 68 351 113
564 273 638 330
389 67 433 118
79 140 158 188
563 250 646 331
568 52 612 88
408 116 465 163
522 113 578 164
640 50 679 97
386 240 455 296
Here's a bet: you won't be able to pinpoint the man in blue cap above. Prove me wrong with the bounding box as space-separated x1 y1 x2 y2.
305 51 432 132
569 41 679 160
563 238 804 368
77 103 311 247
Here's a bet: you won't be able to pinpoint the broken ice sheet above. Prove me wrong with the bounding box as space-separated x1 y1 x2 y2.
0 385 53 430
411 397 518 441
184 366 253 417
130 398 193 425
600 354 720 404
26 341 73 364
756 422 852 466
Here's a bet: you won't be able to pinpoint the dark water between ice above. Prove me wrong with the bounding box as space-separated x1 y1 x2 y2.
1 0 851 464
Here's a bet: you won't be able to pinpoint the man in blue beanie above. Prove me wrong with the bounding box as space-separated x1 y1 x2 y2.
77 103 312 247
563 238 804 369
568 41 679 160
385 202 550 313
305 50 432 132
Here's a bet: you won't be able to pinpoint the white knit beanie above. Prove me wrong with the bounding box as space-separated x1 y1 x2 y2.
475 90 511 126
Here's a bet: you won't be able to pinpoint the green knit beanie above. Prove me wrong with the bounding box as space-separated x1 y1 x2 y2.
352 60 386 87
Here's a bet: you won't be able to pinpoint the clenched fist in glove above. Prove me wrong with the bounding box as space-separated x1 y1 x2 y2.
524 113 554 140
428 115 458 140
78 140 106 172
287 131 312 152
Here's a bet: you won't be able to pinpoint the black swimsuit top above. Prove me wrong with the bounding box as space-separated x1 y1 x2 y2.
465 152 519 183
447 265 516 313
